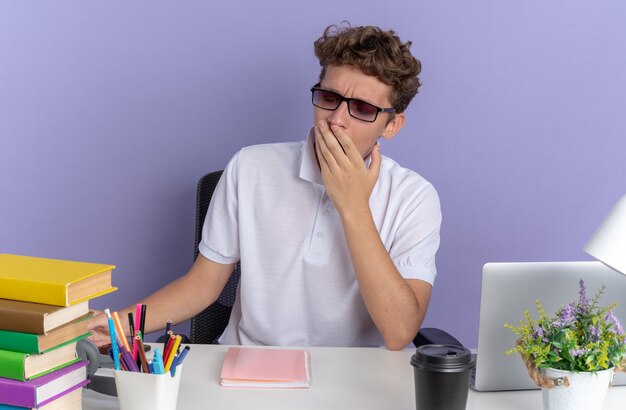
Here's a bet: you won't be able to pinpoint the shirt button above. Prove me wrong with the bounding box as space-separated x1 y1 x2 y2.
316 232 324 238
324 209 331 216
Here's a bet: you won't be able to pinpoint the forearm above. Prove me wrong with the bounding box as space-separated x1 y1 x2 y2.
341 208 427 350
114 256 234 336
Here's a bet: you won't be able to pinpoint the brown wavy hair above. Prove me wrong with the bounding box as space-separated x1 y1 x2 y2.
314 23 422 113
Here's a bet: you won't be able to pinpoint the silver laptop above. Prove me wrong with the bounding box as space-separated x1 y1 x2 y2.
472 261 626 391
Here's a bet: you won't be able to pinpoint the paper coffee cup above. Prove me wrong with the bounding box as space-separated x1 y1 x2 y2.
410 345 474 410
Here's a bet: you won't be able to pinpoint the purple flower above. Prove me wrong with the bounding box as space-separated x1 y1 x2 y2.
578 279 589 314
606 310 625 336
588 325 602 342
570 348 588 357
558 303 576 326
532 326 549 343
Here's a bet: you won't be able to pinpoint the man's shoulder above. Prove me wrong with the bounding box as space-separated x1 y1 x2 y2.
239 140 304 158
377 156 441 220
380 156 435 191
229 140 304 175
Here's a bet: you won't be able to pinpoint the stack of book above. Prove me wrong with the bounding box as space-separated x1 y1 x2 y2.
0 254 117 410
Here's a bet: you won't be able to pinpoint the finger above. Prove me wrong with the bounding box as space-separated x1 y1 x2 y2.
87 331 108 347
317 121 350 165
330 125 363 163
87 331 109 347
315 125 340 170
314 130 327 169
87 314 105 331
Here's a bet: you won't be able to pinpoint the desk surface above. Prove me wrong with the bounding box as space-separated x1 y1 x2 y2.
83 344 626 410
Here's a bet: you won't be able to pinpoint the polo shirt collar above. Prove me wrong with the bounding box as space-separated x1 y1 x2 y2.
299 127 377 186
299 127 323 186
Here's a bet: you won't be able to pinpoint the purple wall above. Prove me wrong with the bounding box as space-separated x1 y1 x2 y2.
1 1 625 346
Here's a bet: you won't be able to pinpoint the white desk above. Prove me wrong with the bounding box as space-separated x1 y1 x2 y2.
83 344 626 409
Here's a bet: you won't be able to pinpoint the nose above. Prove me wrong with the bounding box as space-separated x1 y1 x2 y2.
327 101 350 127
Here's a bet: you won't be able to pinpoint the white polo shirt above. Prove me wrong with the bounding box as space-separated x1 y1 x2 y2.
199 130 441 347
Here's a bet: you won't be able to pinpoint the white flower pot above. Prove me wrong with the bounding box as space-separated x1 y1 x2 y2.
541 367 614 410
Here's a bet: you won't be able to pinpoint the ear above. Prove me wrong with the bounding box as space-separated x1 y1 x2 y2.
381 113 406 141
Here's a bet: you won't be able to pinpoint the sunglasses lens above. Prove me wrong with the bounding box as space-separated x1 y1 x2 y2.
313 90 341 110
349 100 378 122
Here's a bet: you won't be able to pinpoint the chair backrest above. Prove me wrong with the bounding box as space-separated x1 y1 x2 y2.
189 171 241 344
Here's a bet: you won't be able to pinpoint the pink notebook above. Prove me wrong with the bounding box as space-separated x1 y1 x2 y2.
220 347 310 388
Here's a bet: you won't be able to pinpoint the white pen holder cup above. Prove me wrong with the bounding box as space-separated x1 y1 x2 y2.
114 366 183 410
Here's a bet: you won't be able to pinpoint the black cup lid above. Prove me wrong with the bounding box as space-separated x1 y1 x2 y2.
411 344 473 368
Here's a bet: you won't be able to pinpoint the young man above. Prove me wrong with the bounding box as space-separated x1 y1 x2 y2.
88 24 441 350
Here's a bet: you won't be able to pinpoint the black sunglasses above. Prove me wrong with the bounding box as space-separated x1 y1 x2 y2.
310 84 395 123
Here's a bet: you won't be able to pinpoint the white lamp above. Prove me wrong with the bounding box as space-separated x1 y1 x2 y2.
584 193 626 276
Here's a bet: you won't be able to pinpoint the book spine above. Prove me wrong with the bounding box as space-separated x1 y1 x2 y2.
0 350 26 381
0 310 44 334
0 278 66 306
0 332 39 355
0 360 87 407
0 376 35 408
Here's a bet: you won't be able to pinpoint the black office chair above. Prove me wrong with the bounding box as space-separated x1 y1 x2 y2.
188 170 462 348
188 171 241 344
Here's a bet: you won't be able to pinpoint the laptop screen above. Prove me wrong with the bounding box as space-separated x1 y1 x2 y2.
473 261 626 391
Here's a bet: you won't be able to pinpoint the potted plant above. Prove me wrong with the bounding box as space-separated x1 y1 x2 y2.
506 279 626 410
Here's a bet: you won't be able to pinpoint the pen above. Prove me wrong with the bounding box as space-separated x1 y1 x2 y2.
135 333 150 373
104 309 121 371
176 345 191 366
120 344 140 372
135 303 142 333
153 347 165 374
108 348 126 371
162 332 175 365
128 312 137 361
112 311 131 353
163 319 172 353
118 347 132 371
164 335 182 372
134 304 142 359
139 304 147 338
170 345 190 376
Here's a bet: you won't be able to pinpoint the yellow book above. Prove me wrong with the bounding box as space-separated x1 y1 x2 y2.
0 254 117 306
